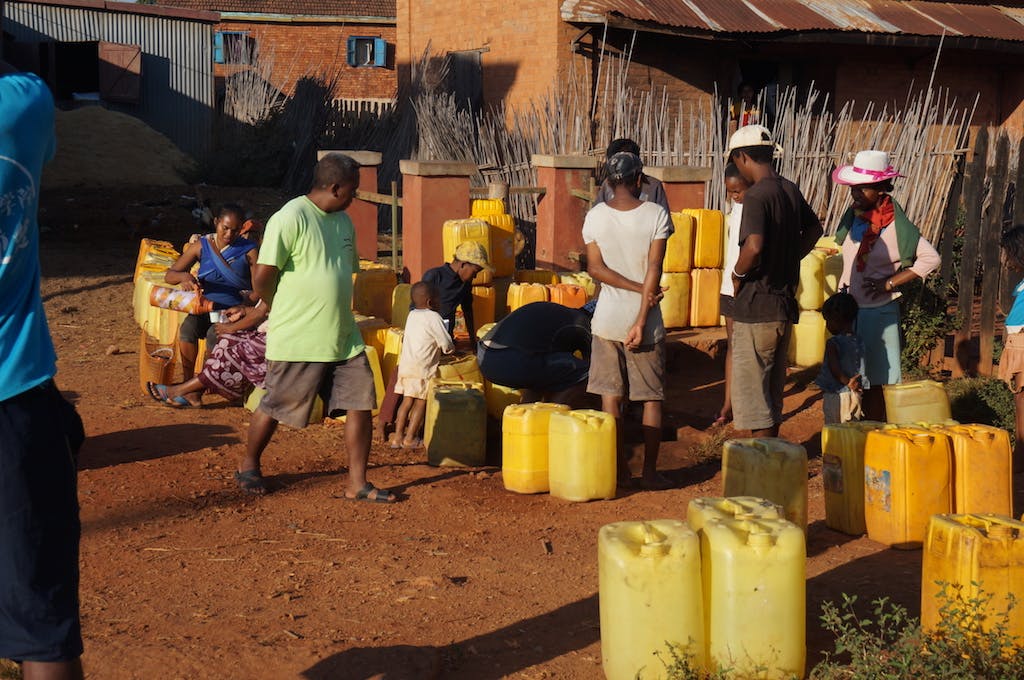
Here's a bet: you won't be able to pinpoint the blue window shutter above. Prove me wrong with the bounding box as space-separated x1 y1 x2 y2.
213 32 224 64
346 36 357 67
373 38 387 67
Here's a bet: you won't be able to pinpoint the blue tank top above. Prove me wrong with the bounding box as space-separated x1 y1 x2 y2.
197 235 256 307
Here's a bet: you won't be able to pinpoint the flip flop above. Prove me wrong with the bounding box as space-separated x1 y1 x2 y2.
146 382 192 408
400 438 424 451
234 469 268 495
345 483 397 503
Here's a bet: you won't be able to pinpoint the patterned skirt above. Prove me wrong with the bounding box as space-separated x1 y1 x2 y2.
196 329 267 400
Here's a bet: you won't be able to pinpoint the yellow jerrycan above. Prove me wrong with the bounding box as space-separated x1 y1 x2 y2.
864 427 953 548
701 516 806 678
390 283 411 328
480 212 515 278
788 310 826 368
472 285 496 327
381 327 403 385
502 403 571 494
822 252 844 299
689 269 722 327
514 268 559 285
560 271 596 298
883 379 951 425
484 380 522 420
425 380 487 467
722 438 808 531
442 218 493 285
684 209 725 269
506 282 549 312
599 520 705 680
437 352 484 384
471 198 505 217
936 424 1013 516
795 250 825 311
354 314 388 358
921 514 1024 639
686 496 783 534
659 272 691 329
820 421 889 536
351 269 397 322
664 212 696 273
548 409 617 501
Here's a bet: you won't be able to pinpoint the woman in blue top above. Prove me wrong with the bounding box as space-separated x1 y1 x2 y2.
998 224 1024 474
165 203 258 381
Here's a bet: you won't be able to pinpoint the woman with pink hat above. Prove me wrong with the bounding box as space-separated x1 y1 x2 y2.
832 150 941 419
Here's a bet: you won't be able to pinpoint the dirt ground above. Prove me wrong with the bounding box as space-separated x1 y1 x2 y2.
27 186 1024 679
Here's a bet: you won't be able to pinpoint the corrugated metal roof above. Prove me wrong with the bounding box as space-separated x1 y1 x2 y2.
561 0 1024 42
19 0 218 23
155 0 395 19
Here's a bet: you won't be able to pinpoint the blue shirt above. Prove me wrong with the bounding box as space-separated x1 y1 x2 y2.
0 73 58 401
815 334 870 394
1006 278 1024 330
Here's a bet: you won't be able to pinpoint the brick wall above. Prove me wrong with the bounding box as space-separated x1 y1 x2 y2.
216 20 397 100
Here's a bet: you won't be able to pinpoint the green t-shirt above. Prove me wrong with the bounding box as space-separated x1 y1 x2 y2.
258 195 364 362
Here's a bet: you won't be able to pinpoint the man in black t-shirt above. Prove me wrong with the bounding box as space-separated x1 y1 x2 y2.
727 125 822 437
478 301 592 405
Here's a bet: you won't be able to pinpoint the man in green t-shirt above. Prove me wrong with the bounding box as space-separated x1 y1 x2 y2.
235 153 395 502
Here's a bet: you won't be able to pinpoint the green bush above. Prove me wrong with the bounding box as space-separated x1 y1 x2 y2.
946 376 1016 435
811 587 1020 680
899 277 960 375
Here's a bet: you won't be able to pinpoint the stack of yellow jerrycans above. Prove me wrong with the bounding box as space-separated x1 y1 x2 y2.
659 209 725 329
464 200 516 325
500 403 616 501
789 236 843 368
599 496 805 679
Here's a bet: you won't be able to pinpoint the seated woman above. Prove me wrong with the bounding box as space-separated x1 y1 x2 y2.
164 203 258 381
147 303 267 408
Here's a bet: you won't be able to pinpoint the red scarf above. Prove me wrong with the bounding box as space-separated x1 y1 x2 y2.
855 195 895 272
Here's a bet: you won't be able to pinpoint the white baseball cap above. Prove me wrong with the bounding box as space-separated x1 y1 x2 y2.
727 124 783 156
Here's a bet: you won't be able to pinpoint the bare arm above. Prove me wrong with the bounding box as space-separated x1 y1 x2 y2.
251 263 280 310
164 240 203 290
624 238 667 350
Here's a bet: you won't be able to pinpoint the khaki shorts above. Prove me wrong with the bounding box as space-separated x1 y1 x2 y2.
395 376 431 400
731 321 791 431
998 332 1024 393
587 336 665 401
258 352 376 429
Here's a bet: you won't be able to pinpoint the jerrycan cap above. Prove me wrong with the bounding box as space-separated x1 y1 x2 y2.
747 532 775 548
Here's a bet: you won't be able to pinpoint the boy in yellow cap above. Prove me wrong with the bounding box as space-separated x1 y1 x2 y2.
422 241 493 346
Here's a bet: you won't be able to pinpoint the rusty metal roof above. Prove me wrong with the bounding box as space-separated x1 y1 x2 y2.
560 0 1024 42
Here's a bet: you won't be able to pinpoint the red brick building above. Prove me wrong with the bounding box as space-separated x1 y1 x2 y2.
159 0 397 101
398 0 1024 130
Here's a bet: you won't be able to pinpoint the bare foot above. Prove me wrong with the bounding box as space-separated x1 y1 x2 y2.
401 438 424 451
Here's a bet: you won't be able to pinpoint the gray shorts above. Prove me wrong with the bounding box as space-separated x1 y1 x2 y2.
731 321 791 431
258 352 376 429
587 336 664 401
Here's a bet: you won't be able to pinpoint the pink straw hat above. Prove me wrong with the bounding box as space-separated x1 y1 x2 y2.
832 150 904 186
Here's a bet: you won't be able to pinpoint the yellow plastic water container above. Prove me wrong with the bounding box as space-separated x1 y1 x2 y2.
425 380 487 467
493 277 513 320
133 271 185 345
689 269 722 327
506 282 549 312
548 409 617 501
381 327 403 385
701 516 806 678
391 283 411 328
936 424 1013 516
502 403 570 493
476 322 495 340
484 380 522 420
820 421 889 536
472 285 495 327
514 268 559 285
883 380 951 425
559 271 596 298
722 438 808 531
795 250 825 311
788 310 826 367
864 427 953 548
480 212 515 278
659 272 691 329
921 514 1024 639
354 314 388 358
684 209 724 269
437 353 483 384
352 269 397 321
599 520 705 679
664 212 696 273
686 496 783 534
442 218 493 285
546 283 587 308
471 198 505 217
822 253 844 300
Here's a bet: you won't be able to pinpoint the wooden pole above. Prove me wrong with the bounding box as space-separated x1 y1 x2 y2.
391 180 400 273
938 154 964 292
953 128 989 377
979 132 1010 376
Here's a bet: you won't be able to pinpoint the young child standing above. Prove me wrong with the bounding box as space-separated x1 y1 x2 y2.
714 162 753 427
998 225 1024 473
816 292 868 424
583 151 673 491
391 282 455 449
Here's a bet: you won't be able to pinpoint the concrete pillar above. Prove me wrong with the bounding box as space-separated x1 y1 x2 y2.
645 166 714 211
532 154 597 272
317 150 382 261
399 159 477 282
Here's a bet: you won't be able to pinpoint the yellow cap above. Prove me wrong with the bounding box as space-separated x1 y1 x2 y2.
454 241 494 271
